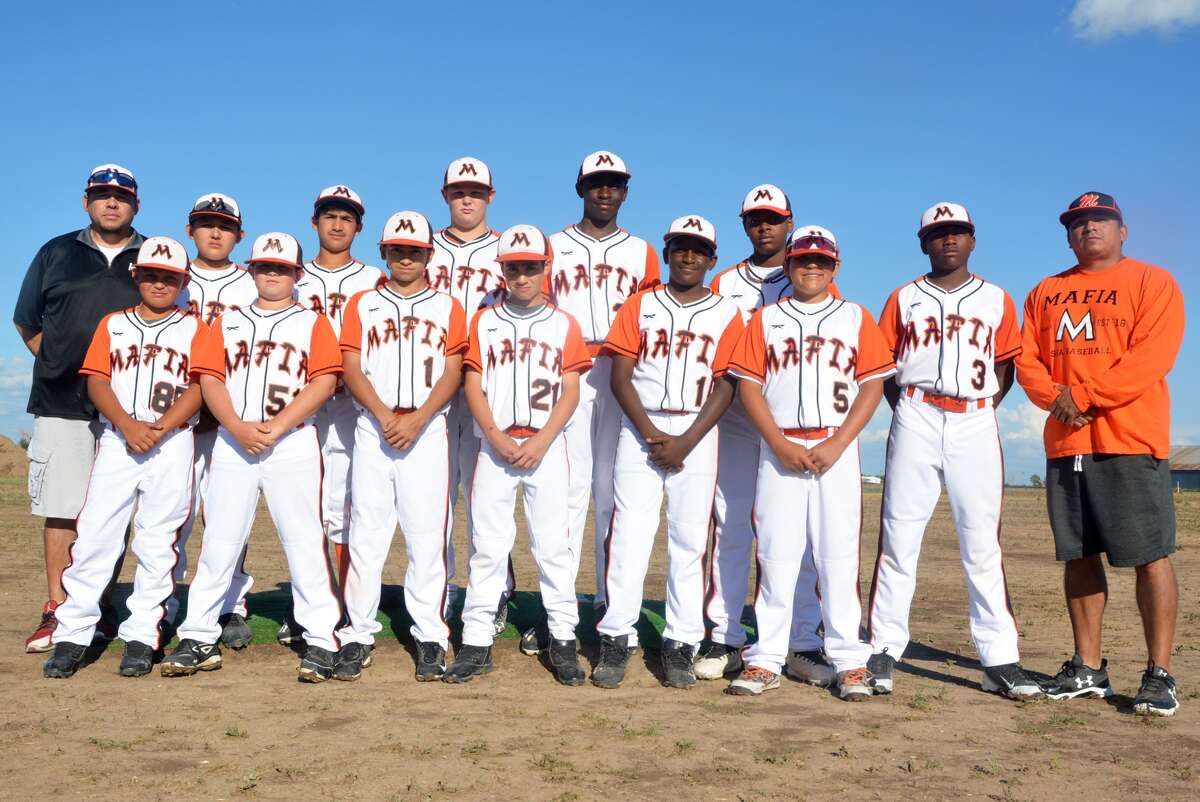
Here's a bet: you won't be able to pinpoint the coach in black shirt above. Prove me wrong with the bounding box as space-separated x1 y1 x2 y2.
12 163 143 653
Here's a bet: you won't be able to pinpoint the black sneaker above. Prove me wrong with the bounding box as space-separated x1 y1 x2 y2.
332 642 372 682
298 645 337 683
1043 655 1112 700
546 638 585 686
982 663 1045 700
219 613 253 650
277 618 304 646
867 649 896 694
591 634 634 689
1133 665 1179 717
119 641 155 678
43 642 88 679
661 638 696 689
415 641 447 681
443 644 493 683
161 639 222 677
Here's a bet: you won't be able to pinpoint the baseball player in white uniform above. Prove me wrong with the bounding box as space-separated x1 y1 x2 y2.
533 150 659 653
430 157 512 630
444 225 592 686
334 211 468 682
175 193 258 650
702 188 840 687
162 232 346 682
43 237 205 679
285 185 384 645
725 227 893 699
866 202 1042 699
594 215 744 690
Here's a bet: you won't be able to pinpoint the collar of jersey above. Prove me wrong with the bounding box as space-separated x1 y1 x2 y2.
380 284 434 302
566 224 627 244
126 306 182 328
305 258 361 274
657 286 718 309
742 261 788 284
438 228 498 247
494 301 554 323
917 273 978 295
245 302 302 318
783 296 839 316
189 262 243 281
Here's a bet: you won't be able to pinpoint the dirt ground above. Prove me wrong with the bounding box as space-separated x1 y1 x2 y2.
0 473 1196 802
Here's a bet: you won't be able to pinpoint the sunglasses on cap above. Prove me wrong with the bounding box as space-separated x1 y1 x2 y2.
788 235 838 258
87 169 137 191
190 196 240 219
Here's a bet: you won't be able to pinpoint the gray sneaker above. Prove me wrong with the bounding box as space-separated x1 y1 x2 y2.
591 634 634 689
1132 665 1180 717
785 649 836 687
867 649 895 694
161 639 222 677
332 642 372 681
982 663 1045 700
661 638 697 689
219 613 253 650
119 641 155 678
298 645 337 683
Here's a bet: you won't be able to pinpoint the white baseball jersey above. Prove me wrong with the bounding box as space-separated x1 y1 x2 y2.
340 286 468 411
546 226 660 345
430 229 505 313
80 308 207 425
604 287 744 413
877 275 1021 400
194 304 343 423
296 259 386 336
177 263 258 325
729 297 895 429
464 303 591 432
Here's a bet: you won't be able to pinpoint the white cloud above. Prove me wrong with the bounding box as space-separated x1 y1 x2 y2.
1172 422 1200 444
997 400 1048 445
0 354 33 390
1071 0 1200 41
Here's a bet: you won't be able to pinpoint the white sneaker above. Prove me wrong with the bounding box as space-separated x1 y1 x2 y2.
693 642 742 680
837 667 874 701
785 649 836 687
726 665 781 696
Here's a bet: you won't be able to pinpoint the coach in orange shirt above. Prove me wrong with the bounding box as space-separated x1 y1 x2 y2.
1017 192 1185 717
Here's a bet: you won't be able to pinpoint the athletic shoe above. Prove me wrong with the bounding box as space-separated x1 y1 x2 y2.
95 602 119 642
1132 665 1179 717
519 621 547 656
785 649 836 687
24 600 59 653
591 634 634 689
443 645 493 683
867 649 895 694
546 638 585 686
332 643 372 682
982 663 1045 700
415 641 446 682
493 591 511 636
219 613 254 650
1042 655 1112 700
119 641 155 677
298 645 337 683
693 642 743 680
276 618 303 646
660 638 697 689
726 665 781 696
161 639 222 677
838 667 874 701
42 641 87 679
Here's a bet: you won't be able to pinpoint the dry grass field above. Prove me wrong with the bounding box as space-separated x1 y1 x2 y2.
0 460 1196 801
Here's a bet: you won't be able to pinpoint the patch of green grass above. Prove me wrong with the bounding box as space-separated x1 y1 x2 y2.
673 739 696 756
225 725 248 738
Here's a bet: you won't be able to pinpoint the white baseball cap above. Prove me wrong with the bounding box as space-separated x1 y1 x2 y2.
248 232 304 269
133 236 189 273
443 157 493 189
314 185 365 218
786 225 839 261
86 163 137 197
189 192 242 225
577 150 630 183
496 224 552 262
379 210 434 249
740 184 791 218
663 215 717 251
918 202 974 239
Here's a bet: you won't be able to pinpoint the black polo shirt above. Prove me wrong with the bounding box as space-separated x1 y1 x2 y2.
13 228 144 420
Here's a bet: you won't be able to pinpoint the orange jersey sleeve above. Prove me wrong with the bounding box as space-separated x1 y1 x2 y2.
464 308 488 373
711 312 745 377
855 307 896 382
603 292 644 359
307 315 343 380
876 289 904 356
994 291 1021 362
727 310 767 384
446 298 469 356
340 291 366 354
186 319 210 382
562 315 593 374
79 313 117 379
640 243 661 290
829 281 842 300
192 319 228 381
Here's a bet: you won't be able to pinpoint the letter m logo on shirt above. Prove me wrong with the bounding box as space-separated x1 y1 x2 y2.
1056 309 1094 342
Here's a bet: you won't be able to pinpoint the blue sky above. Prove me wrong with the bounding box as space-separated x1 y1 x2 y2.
2 1 1196 481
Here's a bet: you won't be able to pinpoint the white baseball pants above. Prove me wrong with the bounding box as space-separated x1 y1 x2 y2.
599 411 718 649
867 394 1019 667
461 434 577 647
744 433 871 674
706 400 825 651
177 426 342 652
316 391 358 546
174 427 251 620
338 413 453 649
563 355 621 605
55 427 193 648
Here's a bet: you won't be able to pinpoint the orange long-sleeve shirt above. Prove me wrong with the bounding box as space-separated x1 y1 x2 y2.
1015 257 1185 459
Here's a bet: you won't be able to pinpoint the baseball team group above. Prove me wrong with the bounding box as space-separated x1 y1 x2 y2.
14 153 1184 716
